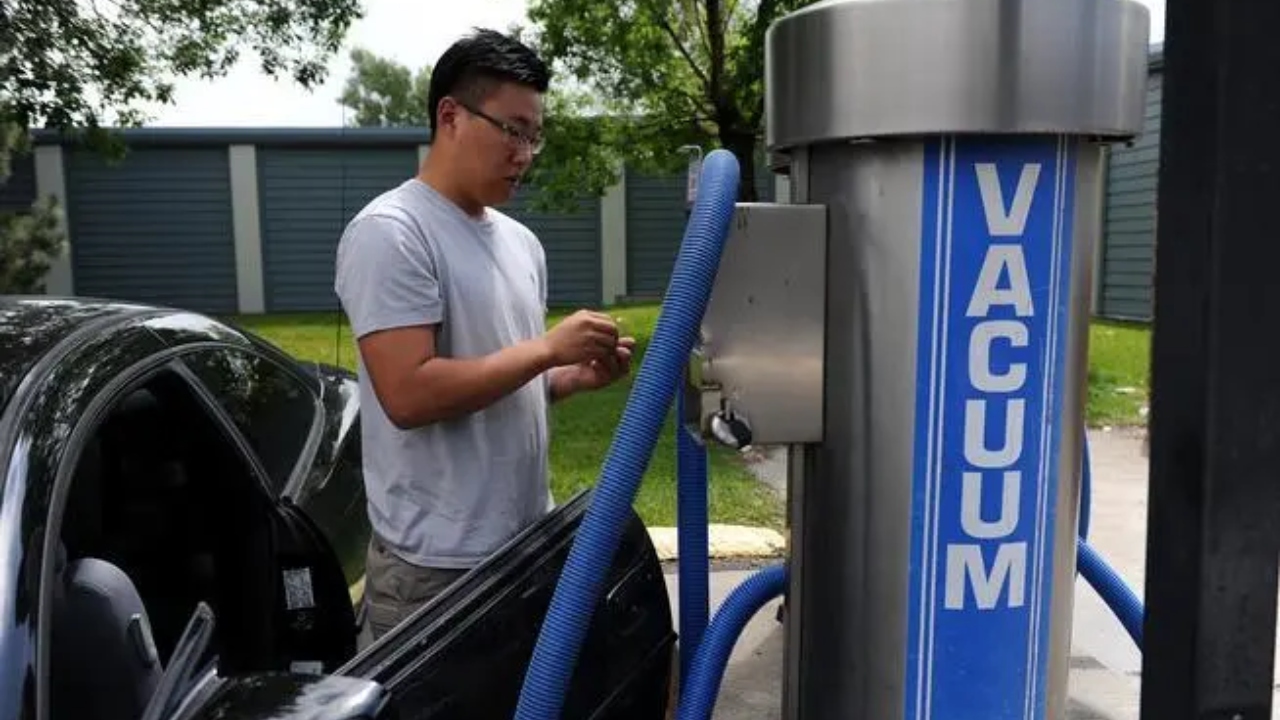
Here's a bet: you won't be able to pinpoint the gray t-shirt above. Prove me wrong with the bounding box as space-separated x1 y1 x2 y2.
334 178 552 569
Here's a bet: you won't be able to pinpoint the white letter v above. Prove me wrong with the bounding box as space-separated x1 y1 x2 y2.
976 163 1041 236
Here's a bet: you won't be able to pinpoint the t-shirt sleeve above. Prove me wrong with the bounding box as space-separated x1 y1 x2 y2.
334 213 444 339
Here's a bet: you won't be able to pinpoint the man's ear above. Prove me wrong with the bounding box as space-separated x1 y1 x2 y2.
435 97 459 133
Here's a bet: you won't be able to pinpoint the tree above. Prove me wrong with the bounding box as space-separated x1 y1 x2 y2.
520 0 820 202
339 49 433 128
0 0 364 292
337 45 622 214
0 121 64 294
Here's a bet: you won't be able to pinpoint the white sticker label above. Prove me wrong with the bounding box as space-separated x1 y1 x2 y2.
283 567 315 610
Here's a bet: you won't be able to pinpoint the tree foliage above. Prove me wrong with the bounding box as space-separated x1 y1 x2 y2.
519 0 819 201
337 45 626 213
338 2 814 210
0 0 364 292
0 122 65 294
339 48 433 128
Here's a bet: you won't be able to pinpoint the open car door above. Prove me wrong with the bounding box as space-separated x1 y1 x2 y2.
339 488 676 719
178 488 677 720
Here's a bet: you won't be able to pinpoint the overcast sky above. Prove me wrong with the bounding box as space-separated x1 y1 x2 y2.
144 0 1168 128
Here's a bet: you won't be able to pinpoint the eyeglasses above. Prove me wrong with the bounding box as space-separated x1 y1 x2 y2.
457 100 545 156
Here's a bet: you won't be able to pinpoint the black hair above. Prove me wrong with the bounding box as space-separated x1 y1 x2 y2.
427 28 552 135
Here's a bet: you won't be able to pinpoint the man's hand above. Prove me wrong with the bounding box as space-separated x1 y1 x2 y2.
542 310 620 365
551 336 635 401
357 309 623 427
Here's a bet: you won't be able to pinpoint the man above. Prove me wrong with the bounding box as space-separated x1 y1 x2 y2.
334 28 635 641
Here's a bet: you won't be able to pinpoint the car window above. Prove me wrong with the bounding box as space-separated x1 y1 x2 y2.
298 430 369 591
180 347 318 495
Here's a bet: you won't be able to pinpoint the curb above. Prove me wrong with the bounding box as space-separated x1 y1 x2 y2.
647 524 787 561
347 524 790 602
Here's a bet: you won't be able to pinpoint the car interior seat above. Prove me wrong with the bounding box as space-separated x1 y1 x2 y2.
99 388 194 547
95 386 216 660
49 552 164 720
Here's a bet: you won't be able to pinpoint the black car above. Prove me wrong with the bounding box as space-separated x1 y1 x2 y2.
0 296 676 720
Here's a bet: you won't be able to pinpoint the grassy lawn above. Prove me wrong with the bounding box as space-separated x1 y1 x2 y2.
226 305 1153 530
1087 319 1152 428
227 305 783 530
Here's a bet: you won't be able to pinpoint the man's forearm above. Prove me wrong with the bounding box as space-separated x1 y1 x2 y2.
387 339 556 428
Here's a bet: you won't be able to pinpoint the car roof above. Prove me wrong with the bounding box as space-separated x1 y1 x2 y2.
0 296 151 412
0 295 298 417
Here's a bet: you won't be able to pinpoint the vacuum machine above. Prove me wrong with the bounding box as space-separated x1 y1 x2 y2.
508 0 1274 718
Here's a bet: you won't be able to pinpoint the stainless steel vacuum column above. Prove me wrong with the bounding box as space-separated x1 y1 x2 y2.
764 1 1151 718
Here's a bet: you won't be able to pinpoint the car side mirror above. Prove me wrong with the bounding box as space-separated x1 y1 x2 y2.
179 672 389 720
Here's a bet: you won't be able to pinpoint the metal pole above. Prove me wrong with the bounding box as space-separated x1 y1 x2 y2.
1140 0 1280 716
761 1 1150 717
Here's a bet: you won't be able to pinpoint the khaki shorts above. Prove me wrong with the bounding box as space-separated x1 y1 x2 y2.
361 534 467 641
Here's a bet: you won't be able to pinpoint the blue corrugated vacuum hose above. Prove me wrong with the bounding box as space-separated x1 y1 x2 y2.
674 563 788 720
1077 430 1145 650
1078 535 1144 648
512 148 742 720
676 390 710 682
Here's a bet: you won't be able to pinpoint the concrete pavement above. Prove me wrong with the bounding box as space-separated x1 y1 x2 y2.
666 428 1280 719
663 567 1149 720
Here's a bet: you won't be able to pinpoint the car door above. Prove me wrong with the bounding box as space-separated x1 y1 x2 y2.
177 347 371 594
173 346 362 672
166 347 676 720
285 362 370 595
334 487 677 720
15 316 175 720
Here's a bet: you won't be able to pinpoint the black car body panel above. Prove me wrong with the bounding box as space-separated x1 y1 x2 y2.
0 296 675 720
169 490 676 720
341 488 675 719
180 673 388 720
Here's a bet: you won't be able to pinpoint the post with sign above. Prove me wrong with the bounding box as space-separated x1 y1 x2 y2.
680 145 703 213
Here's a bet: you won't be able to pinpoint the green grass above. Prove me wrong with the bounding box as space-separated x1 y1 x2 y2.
226 305 784 530
225 306 1153 529
1087 319 1152 427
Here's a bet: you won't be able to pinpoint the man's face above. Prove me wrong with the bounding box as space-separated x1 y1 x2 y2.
450 82 544 206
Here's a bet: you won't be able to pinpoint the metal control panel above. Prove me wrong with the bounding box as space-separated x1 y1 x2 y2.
684 202 827 447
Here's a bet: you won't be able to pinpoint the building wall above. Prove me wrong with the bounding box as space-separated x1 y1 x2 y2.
625 168 688 298
17 128 812 315
623 157 776 300
503 185 603 307
1099 47 1164 321
257 145 420 312
65 144 239 314
11 42 1171 321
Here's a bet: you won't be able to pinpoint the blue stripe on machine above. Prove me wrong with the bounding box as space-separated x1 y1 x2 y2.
905 135 1077 720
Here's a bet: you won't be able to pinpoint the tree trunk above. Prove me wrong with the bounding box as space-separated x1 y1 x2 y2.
721 131 759 202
